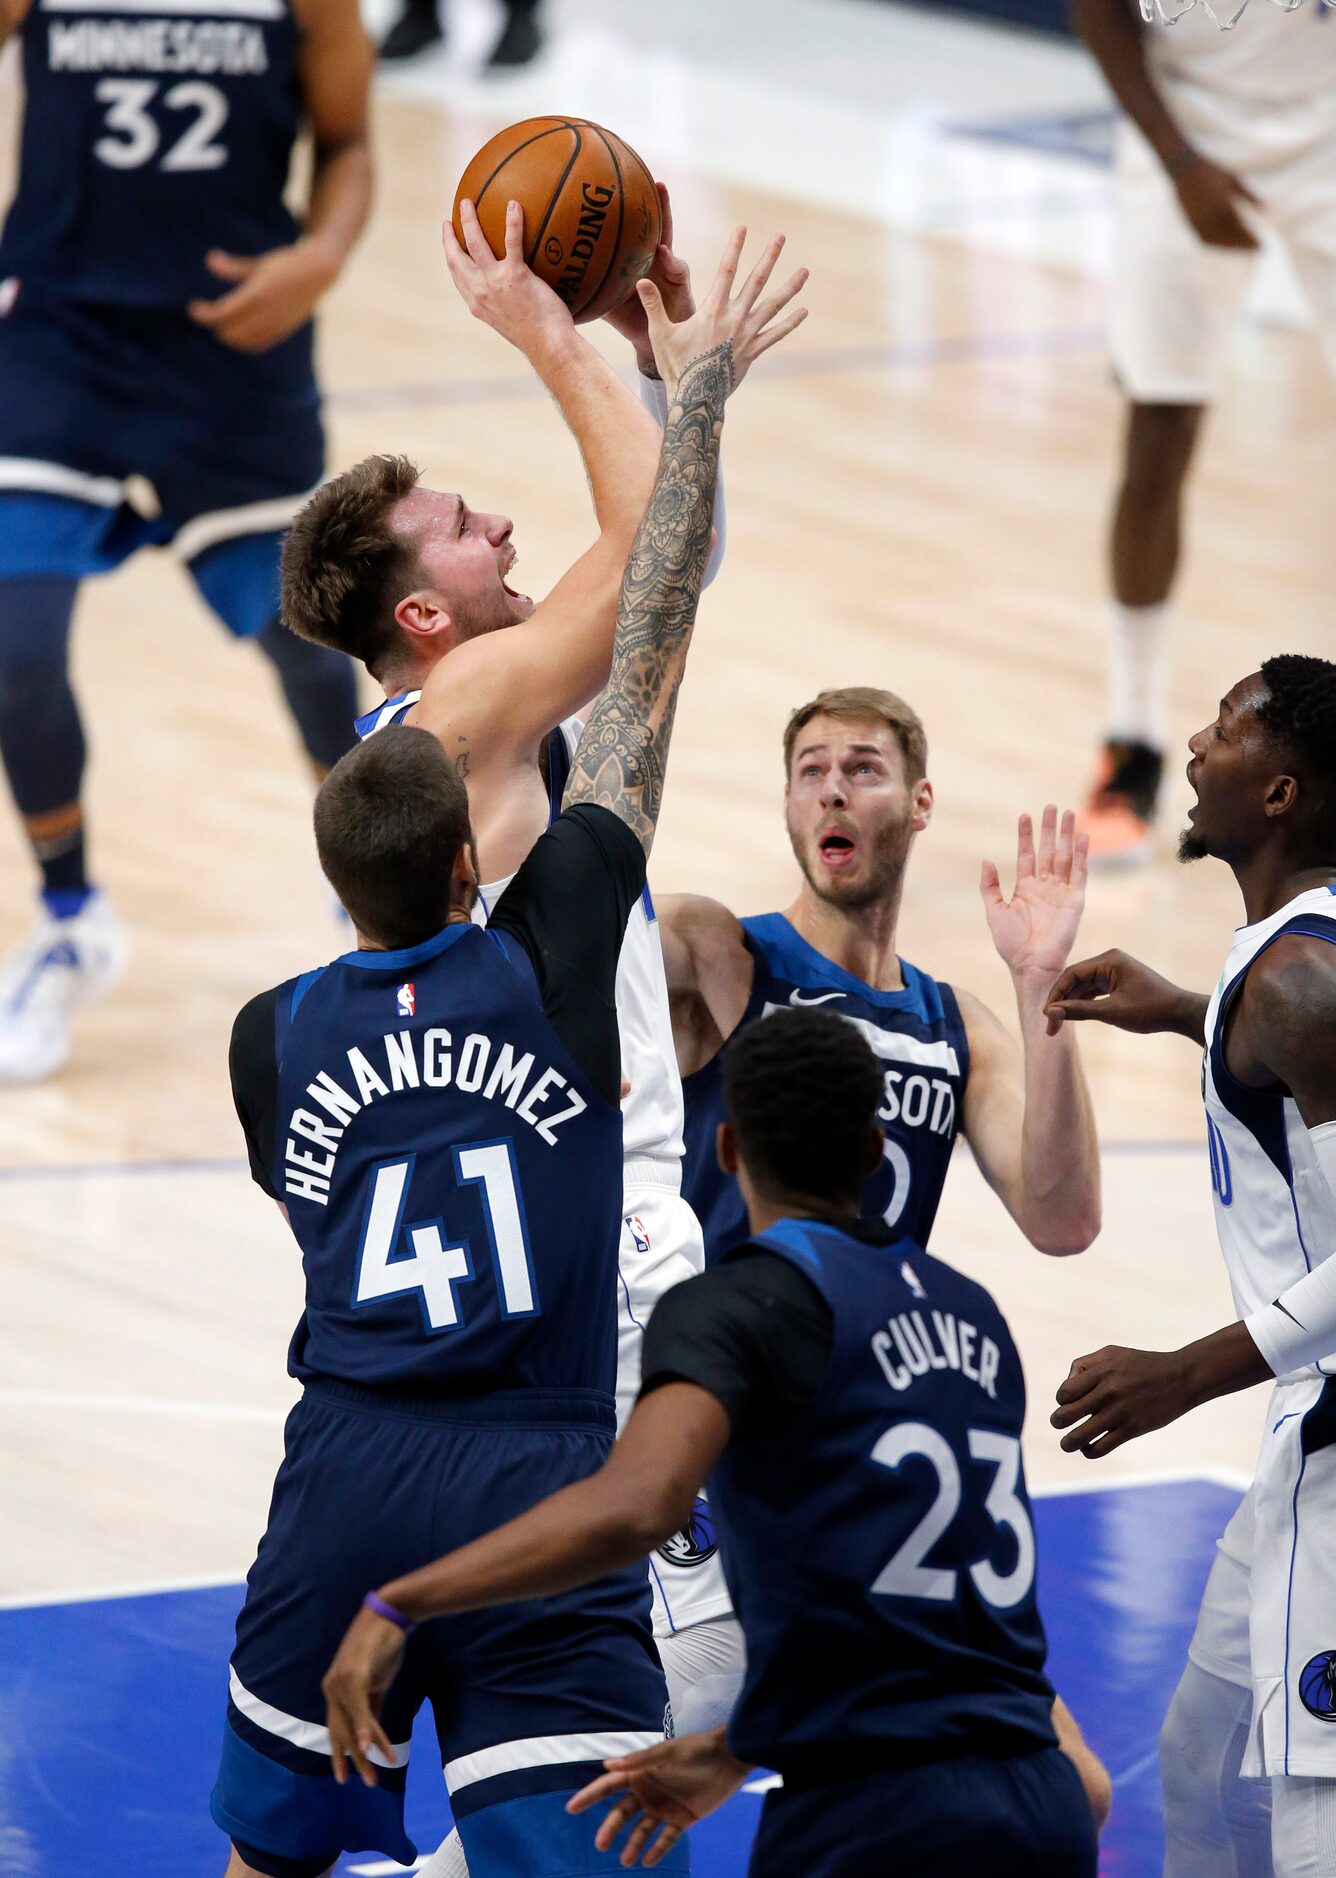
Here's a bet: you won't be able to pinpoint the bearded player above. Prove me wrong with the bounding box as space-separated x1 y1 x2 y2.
280 205 805 1869
1047 656 1336 1876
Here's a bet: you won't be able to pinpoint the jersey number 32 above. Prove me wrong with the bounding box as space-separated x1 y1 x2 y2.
94 79 229 172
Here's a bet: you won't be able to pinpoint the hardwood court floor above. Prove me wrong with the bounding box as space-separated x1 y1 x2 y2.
1 0 1333 1601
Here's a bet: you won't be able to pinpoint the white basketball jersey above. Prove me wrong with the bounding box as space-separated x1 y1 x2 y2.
355 696 685 1177
476 717 685 1173
1146 1 1336 161
1203 884 1336 1371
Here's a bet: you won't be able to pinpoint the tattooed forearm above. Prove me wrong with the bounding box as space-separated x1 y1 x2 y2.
564 344 734 850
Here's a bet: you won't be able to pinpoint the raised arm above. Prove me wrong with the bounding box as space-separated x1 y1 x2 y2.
657 894 755 1078
963 809 1100 1255
563 229 808 854
1070 0 1259 250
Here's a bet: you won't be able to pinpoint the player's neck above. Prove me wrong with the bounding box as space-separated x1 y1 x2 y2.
746 1191 862 1236
1233 852 1336 926
784 883 905 992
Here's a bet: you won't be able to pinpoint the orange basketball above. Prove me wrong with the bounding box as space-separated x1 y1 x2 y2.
453 117 661 324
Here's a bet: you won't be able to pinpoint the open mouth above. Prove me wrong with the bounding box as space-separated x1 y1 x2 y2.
501 551 527 603
818 831 856 868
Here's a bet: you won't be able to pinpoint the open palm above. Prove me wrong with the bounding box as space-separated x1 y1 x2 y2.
981 806 1089 979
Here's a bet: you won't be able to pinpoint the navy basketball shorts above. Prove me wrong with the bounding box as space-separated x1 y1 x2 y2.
749 1746 1097 1878
210 1380 684 1875
0 279 324 638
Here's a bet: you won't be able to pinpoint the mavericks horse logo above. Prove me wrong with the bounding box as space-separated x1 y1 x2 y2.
657 1497 717 1569
1299 1651 1336 1722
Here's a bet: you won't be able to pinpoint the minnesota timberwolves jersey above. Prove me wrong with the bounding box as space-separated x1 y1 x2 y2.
355 696 688 1172
0 0 302 305
712 1217 1055 1777
266 921 622 1397
1204 884 1336 1377
682 915 969 1261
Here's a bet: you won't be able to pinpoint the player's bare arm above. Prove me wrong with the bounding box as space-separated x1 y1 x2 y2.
322 1382 731 1788
657 894 755 1077
959 807 1101 1256
1044 949 1209 1041
1070 0 1259 250
0 0 31 44
187 0 372 350
1053 935 1336 1458
563 229 808 853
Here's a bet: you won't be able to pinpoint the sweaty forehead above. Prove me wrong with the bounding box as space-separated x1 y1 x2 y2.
1222 672 1267 724
391 486 460 541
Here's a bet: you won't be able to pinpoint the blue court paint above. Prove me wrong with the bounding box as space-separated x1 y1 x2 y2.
0 1478 1241 1877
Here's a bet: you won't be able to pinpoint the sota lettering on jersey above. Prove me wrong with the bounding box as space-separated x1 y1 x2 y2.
284 1026 588 1206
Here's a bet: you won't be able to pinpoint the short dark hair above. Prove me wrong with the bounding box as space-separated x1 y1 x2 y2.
783 686 927 784
280 456 422 679
314 727 470 949
1257 655 1336 836
722 1007 884 1206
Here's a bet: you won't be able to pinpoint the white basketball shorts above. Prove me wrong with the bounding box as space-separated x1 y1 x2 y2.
1188 1375 1336 1778
616 1166 735 1640
1111 117 1336 404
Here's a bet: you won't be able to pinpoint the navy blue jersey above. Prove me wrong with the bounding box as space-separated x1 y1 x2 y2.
0 0 302 307
229 806 643 1400
709 1217 1055 1778
682 914 969 1261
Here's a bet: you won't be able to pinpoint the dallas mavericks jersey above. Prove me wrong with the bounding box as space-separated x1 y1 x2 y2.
0 0 302 306
682 915 969 1260
268 923 622 1396
355 696 688 1173
712 1218 1055 1777
1204 884 1336 1376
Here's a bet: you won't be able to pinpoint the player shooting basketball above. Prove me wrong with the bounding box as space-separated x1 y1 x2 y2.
1047 656 1336 1877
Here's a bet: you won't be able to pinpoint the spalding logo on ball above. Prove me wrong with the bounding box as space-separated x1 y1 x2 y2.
453 117 661 324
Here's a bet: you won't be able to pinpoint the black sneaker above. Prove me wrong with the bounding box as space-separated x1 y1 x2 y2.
1079 738 1164 867
485 4 542 68
379 0 443 61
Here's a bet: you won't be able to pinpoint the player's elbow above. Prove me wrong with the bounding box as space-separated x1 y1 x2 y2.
592 1477 689 1561
1028 1204 1101 1257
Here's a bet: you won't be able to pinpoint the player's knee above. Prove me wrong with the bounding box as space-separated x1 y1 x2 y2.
1120 402 1203 506
0 575 77 709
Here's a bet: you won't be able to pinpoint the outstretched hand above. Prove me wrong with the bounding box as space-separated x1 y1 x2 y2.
980 806 1088 981
1043 949 1203 1041
567 1730 752 1868
443 198 573 355
603 184 695 375
641 226 808 402
321 1605 406 1789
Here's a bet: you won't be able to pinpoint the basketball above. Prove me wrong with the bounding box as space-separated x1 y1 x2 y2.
452 117 662 324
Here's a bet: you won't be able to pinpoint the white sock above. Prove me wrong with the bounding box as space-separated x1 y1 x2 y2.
417 1826 470 1878
1106 598 1174 750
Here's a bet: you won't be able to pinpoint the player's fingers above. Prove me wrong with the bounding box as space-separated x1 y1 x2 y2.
1053 807 1075 883
458 198 497 269
747 302 808 359
705 225 747 312
567 1770 626 1814
644 1822 684 1869
1016 812 1036 879
502 198 526 264
656 180 674 254
593 1797 639 1853
979 858 1003 908
746 265 809 336
622 1811 660 1867
1072 828 1090 895
1036 803 1058 877
736 232 785 315
205 248 253 280
1054 1358 1104 1406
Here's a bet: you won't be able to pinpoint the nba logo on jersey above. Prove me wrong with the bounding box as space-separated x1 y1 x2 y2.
396 982 415 1017
901 1259 927 1300
626 1216 651 1254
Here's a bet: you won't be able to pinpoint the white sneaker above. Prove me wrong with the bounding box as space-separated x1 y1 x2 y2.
0 891 129 1082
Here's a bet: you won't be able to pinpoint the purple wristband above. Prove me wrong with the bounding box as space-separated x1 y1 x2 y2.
363 1590 417 1635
